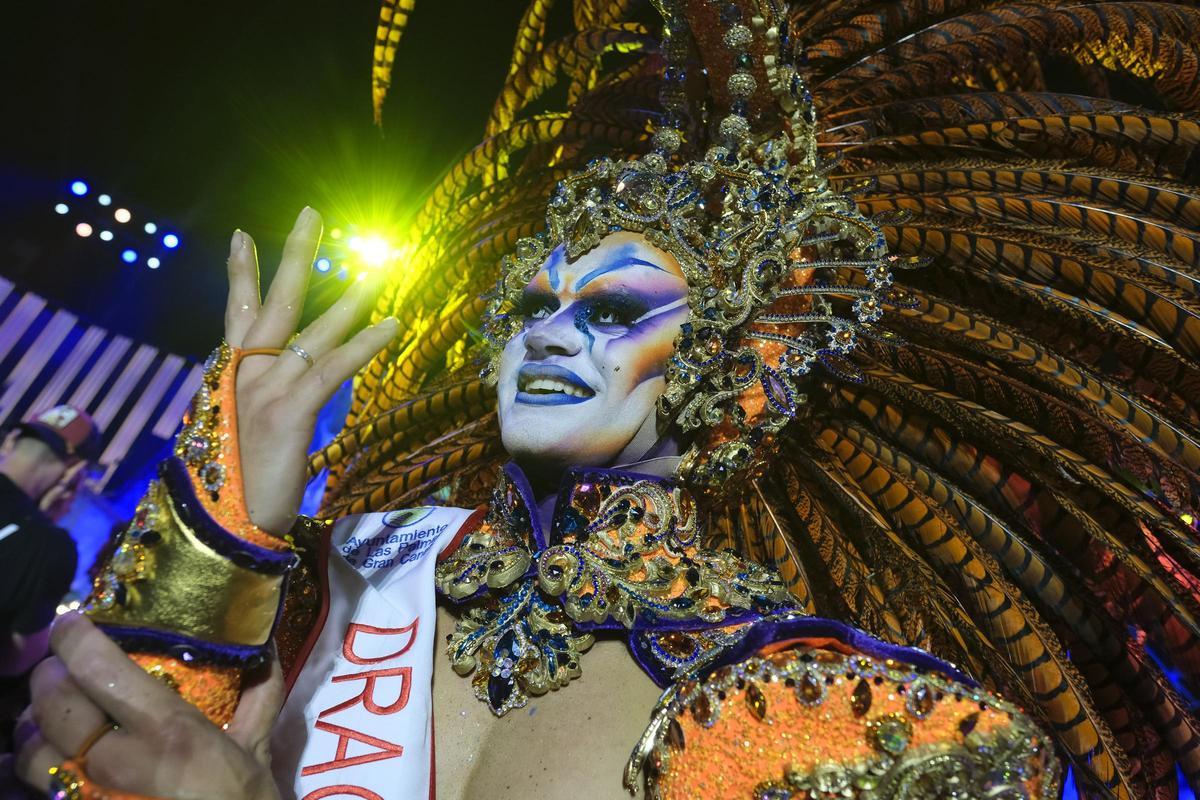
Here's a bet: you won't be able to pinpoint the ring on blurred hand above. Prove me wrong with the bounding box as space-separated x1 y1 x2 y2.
286 344 314 366
76 721 119 761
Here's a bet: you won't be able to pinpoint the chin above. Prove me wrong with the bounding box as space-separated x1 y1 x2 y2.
500 397 625 470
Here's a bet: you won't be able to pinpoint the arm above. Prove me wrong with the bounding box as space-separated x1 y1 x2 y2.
17 208 396 798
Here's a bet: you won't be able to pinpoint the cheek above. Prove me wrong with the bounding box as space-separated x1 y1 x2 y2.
595 313 683 393
497 334 526 386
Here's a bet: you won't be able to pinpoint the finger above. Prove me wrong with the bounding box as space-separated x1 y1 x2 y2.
298 317 398 407
226 654 284 763
14 730 63 793
225 230 261 347
49 613 203 733
29 658 109 756
268 271 381 383
243 207 321 350
12 706 39 752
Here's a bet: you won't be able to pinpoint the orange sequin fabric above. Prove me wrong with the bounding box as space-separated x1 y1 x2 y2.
637 647 1058 799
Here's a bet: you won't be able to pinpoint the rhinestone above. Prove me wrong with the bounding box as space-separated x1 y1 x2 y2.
724 24 753 49
666 718 686 751
719 114 751 142
907 681 935 719
797 670 825 705
692 691 716 726
745 680 768 721
728 72 757 98
111 544 140 578
851 678 873 717
867 713 913 754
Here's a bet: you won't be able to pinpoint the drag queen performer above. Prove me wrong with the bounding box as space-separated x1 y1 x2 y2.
17 0 1200 798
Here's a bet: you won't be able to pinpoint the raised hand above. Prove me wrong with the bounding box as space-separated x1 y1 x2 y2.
225 208 397 533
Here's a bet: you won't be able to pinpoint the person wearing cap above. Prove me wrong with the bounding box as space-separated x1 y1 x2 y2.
0 406 97 680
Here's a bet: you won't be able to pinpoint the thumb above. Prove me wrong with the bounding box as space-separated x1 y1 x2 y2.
226 652 285 764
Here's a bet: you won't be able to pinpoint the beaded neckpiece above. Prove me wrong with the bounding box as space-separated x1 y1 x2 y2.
434 463 797 715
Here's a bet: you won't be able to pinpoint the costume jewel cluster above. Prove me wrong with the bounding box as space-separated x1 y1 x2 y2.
436 471 795 715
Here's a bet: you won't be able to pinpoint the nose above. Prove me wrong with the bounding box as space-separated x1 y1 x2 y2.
524 306 585 359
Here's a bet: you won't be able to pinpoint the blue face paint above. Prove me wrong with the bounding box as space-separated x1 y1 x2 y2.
574 304 595 350
545 248 564 291
573 251 666 291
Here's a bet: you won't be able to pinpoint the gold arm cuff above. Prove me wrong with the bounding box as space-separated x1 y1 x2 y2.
87 478 286 648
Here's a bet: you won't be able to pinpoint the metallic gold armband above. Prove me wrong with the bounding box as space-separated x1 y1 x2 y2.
85 342 298 667
86 460 296 664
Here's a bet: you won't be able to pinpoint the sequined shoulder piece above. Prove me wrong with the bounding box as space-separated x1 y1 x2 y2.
627 647 1059 800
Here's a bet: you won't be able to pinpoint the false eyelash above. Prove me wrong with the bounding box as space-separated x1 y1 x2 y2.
581 293 652 326
514 292 560 320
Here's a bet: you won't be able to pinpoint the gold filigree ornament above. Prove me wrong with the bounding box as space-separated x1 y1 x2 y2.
480 32 925 490
436 477 794 715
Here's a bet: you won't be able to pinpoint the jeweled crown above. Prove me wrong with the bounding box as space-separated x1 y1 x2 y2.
483 4 920 489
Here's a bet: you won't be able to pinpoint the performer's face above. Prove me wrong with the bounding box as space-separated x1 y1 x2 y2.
497 232 689 473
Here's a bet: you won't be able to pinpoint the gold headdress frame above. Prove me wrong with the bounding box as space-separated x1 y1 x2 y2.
481 0 921 490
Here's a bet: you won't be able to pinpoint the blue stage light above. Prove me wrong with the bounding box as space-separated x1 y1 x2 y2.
315 257 332 273
147 257 161 269
336 267 349 280
70 181 88 196
54 203 69 215
121 249 138 264
162 233 180 249
97 194 112 206
144 222 157 234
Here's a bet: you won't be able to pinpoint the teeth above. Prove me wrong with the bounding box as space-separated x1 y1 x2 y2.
522 377 591 397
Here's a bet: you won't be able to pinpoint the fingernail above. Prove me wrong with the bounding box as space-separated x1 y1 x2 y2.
295 206 315 229
230 229 242 255
380 316 399 329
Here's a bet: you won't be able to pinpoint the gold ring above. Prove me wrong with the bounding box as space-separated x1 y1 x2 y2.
75 720 119 762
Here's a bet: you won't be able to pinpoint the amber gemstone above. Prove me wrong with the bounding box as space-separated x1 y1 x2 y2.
851 678 873 717
797 672 824 705
660 631 697 658
745 681 768 721
692 692 715 726
667 718 686 751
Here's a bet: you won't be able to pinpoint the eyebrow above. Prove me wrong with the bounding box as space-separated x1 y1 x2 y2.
573 256 666 290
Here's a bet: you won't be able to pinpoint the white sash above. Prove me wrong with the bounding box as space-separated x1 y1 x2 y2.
271 506 475 800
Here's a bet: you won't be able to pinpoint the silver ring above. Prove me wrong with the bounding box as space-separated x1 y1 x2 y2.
287 343 314 366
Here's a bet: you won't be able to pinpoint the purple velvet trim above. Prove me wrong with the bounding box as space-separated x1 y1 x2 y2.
161 458 296 574
628 614 976 689
502 462 547 552
96 622 271 668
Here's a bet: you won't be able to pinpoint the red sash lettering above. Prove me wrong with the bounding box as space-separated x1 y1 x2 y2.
342 621 418 664
302 786 384 800
300 619 420 788
320 666 412 717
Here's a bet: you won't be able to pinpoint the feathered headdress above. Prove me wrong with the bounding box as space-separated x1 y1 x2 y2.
320 2 1200 796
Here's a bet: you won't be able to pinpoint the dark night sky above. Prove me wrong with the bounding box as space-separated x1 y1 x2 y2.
2 1 527 357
